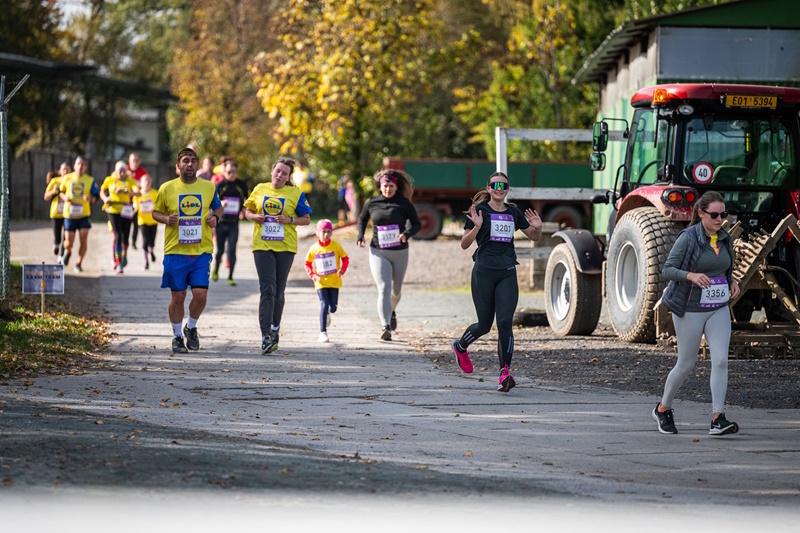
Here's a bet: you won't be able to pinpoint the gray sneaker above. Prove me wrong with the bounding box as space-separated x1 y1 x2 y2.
183 326 200 351
262 330 279 354
172 336 188 354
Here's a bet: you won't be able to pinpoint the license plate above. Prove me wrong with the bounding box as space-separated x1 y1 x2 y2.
725 95 777 109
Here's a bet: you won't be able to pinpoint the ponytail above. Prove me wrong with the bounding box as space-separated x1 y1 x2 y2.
690 190 724 226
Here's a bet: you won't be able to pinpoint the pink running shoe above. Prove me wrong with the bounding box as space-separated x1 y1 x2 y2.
498 364 515 392
452 340 473 373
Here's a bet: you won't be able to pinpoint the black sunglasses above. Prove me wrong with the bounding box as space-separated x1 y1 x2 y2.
489 181 509 191
701 208 728 219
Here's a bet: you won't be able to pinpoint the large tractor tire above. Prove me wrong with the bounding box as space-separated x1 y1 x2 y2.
544 243 602 336
544 205 584 229
413 202 443 240
605 206 683 343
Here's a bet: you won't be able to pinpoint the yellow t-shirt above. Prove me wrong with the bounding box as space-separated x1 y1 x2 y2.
244 183 311 254
46 177 64 219
135 189 159 226
305 240 348 290
101 175 139 215
154 178 220 256
60 172 96 219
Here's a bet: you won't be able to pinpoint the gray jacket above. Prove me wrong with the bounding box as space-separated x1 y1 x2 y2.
661 223 734 318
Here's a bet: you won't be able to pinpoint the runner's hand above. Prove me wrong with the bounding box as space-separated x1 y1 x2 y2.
399 234 407 244
524 208 542 231
312 274 320 282
687 272 712 289
207 213 218 229
466 205 482 228
357 239 365 248
730 279 740 299
337 269 344 277
167 213 178 226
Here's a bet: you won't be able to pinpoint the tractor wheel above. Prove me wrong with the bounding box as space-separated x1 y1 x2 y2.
544 243 602 336
605 206 683 343
544 205 584 229
413 203 443 240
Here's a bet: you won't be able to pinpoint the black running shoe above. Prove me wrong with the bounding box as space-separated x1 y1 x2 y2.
390 311 397 331
150 250 156 262
172 336 188 353
652 403 678 434
380 326 392 341
183 326 200 351
262 331 279 354
53 245 59 255
62 251 71 266
709 413 739 436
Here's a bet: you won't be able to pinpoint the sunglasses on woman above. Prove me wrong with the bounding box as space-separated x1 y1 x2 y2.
489 181 509 191
701 208 729 219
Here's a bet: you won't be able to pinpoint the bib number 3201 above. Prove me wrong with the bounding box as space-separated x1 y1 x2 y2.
489 213 514 242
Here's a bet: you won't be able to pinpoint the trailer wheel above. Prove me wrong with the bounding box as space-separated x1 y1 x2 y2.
605 207 682 343
544 205 583 229
413 203 443 240
544 243 602 336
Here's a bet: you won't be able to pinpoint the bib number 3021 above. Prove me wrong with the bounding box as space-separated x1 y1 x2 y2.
178 217 202 244
699 276 730 308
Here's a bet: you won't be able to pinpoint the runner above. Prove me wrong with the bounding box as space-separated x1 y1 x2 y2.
134 174 159 270
304 219 349 343
127 152 149 250
450 171 542 392
59 156 100 272
100 161 140 274
356 169 420 340
152 147 222 353
244 156 311 354
43 162 70 261
655 190 741 436
213 159 249 286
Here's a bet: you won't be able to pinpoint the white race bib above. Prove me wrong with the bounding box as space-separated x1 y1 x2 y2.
178 218 202 244
68 203 84 218
377 224 401 248
56 200 65 213
261 216 285 241
314 251 337 276
489 213 514 242
138 199 154 214
699 276 730 308
222 197 241 216
120 203 135 219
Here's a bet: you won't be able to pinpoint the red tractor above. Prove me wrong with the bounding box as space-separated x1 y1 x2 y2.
544 83 800 344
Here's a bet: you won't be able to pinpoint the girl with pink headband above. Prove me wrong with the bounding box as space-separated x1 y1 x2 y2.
304 219 349 343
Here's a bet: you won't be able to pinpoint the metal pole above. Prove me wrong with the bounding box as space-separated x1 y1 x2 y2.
495 127 508 174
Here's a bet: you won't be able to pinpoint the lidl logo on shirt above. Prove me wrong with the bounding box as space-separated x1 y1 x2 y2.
72 182 85 196
262 197 285 216
179 194 203 216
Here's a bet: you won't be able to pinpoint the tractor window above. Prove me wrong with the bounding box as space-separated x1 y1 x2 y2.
682 117 795 188
627 109 668 187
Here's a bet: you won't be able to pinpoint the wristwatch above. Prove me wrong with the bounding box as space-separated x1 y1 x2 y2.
290 216 295 224
211 214 219 223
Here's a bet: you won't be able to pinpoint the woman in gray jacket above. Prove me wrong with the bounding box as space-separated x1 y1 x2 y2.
654 191 741 436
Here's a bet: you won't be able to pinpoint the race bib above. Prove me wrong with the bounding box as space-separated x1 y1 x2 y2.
315 251 337 276
490 213 514 242
222 197 241 216
699 276 730 308
178 218 201 244
56 200 65 213
68 202 84 218
261 216 285 241
138 199 154 214
120 203 135 220
377 224 401 248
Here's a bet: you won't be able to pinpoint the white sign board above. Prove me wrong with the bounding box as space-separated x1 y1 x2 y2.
22 264 65 295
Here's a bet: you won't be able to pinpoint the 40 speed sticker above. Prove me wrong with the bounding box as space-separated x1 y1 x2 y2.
693 162 714 184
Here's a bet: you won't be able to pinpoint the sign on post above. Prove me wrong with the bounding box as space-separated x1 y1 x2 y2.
22 264 64 316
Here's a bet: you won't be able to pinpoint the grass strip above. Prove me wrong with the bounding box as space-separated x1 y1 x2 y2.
0 263 108 377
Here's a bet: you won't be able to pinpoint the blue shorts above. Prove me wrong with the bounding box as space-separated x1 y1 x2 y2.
161 253 212 292
64 217 92 231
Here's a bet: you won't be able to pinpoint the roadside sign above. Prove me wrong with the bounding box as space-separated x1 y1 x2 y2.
22 264 64 295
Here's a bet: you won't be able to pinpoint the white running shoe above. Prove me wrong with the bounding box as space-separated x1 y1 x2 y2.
318 331 329 343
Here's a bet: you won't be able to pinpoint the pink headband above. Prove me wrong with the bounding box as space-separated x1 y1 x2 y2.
380 173 397 186
317 219 333 233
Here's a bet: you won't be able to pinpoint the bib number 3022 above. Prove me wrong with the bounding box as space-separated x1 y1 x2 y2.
261 216 285 241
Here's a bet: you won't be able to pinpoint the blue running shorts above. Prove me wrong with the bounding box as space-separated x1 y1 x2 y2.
161 253 212 292
64 217 92 231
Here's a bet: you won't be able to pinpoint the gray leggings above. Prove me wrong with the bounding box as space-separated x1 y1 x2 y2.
661 306 731 414
368 246 409 327
253 250 295 337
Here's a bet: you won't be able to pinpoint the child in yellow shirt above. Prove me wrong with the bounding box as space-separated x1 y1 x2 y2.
304 219 348 343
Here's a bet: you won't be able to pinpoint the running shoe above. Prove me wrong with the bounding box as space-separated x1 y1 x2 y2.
53 245 60 256
57 255 63 265
452 340 473 374
121 254 128 268
131 242 137 250
227 278 237 286
212 270 219 282
262 331 279 354
115 265 124 274
172 336 188 353
74 264 83 273
150 250 156 262
183 326 200 351
390 311 397 331
380 327 392 341
144 260 149 270
62 251 71 266
652 403 678 434
709 413 739 436
318 331 329 343
497 364 515 392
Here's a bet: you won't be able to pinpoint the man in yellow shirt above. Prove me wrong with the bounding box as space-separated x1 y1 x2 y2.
59 156 100 272
152 148 222 353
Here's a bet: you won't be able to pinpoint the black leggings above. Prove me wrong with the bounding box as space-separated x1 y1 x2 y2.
131 216 139 246
52 218 64 247
108 213 132 258
215 221 239 277
458 266 519 369
318 288 339 332
140 224 157 251
253 250 295 336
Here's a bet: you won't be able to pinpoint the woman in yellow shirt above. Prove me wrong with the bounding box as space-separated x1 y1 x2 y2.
100 161 140 274
135 174 159 269
43 162 70 260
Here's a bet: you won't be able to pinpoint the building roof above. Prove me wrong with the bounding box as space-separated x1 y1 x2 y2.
573 0 800 85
